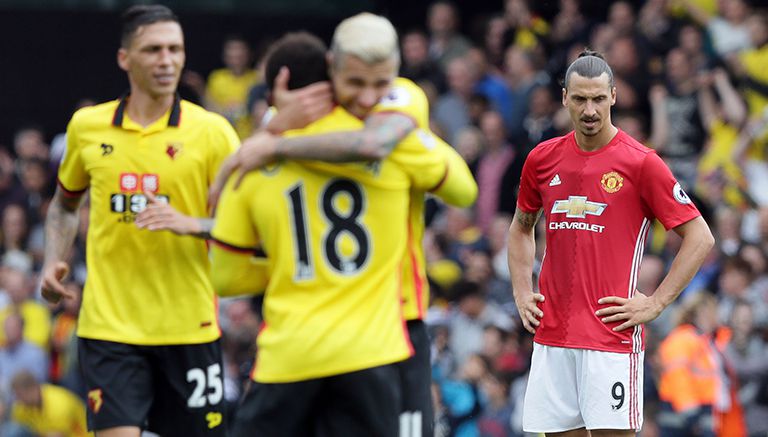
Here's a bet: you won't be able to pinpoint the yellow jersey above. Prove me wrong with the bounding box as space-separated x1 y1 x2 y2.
206 68 260 138
211 106 451 382
58 95 239 345
740 45 768 118
12 384 90 437
697 120 749 209
0 301 51 350
667 0 717 18
373 77 477 320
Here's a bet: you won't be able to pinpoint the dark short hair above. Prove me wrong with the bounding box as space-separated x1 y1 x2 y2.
563 49 614 89
264 32 329 91
120 4 179 48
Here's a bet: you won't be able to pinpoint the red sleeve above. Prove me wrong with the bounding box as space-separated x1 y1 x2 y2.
639 152 701 230
516 149 543 213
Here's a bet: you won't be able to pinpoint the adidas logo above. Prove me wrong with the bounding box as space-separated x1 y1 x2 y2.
549 174 562 186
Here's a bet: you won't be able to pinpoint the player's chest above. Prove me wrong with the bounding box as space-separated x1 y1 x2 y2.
539 156 640 219
79 132 207 182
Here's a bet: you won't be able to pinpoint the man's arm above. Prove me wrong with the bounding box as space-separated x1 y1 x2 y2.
135 191 212 239
262 113 416 165
507 208 545 334
276 112 416 162
224 113 416 189
712 68 747 127
430 143 478 208
40 188 85 303
697 74 719 132
597 216 715 331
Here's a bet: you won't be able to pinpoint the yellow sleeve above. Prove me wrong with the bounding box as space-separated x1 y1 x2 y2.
371 78 430 129
389 130 450 191
211 176 260 250
210 247 269 297
211 175 267 296
57 111 89 193
206 113 240 186
431 139 478 208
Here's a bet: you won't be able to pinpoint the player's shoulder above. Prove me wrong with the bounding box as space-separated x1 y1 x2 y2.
527 132 571 160
226 168 270 196
615 129 654 157
392 77 421 93
377 77 427 109
180 100 234 129
69 99 121 129
180 99 221 122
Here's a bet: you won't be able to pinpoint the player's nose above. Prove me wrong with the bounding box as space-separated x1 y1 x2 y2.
357 88 378 109
583 101 597 117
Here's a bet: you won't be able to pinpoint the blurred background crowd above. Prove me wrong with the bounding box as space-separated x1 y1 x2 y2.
0 0 767 436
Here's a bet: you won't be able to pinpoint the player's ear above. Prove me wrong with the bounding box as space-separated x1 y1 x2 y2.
117 48 129 72
561 88 567 107
611 86 617 106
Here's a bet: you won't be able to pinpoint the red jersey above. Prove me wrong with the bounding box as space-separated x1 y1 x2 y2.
517 130 700 353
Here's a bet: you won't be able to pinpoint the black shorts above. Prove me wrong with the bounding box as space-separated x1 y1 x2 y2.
78 337 226 436
397 320 434 437
232 364 401 437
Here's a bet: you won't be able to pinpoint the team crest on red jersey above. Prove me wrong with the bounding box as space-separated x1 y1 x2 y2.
166 142 183 159
88 388 103 413
601 171 624 193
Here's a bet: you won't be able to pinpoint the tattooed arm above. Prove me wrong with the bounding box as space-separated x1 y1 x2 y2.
507 208 545 334
217 112 418 190
275 112 417 162
40 188 85 303
223 113 416 178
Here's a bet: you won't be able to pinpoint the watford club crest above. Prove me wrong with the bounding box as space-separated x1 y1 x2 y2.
88 388 103 413
601 171 624 193
166 142 183 159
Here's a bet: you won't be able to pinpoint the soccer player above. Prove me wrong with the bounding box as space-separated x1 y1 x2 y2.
507 50 715 436
216 18 477 436
39 5 238 437
210 25 474 437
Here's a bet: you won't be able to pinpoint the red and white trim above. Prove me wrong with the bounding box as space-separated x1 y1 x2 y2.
628 218 650 353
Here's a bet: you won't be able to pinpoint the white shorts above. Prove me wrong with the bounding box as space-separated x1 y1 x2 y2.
522 343 644 433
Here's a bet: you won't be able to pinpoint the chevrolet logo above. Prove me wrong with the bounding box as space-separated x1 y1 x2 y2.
551 196 607 218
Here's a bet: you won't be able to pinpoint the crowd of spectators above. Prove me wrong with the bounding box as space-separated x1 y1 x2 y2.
0 0 767 436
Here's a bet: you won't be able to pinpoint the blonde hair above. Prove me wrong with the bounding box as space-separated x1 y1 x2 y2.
331 12 400 65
